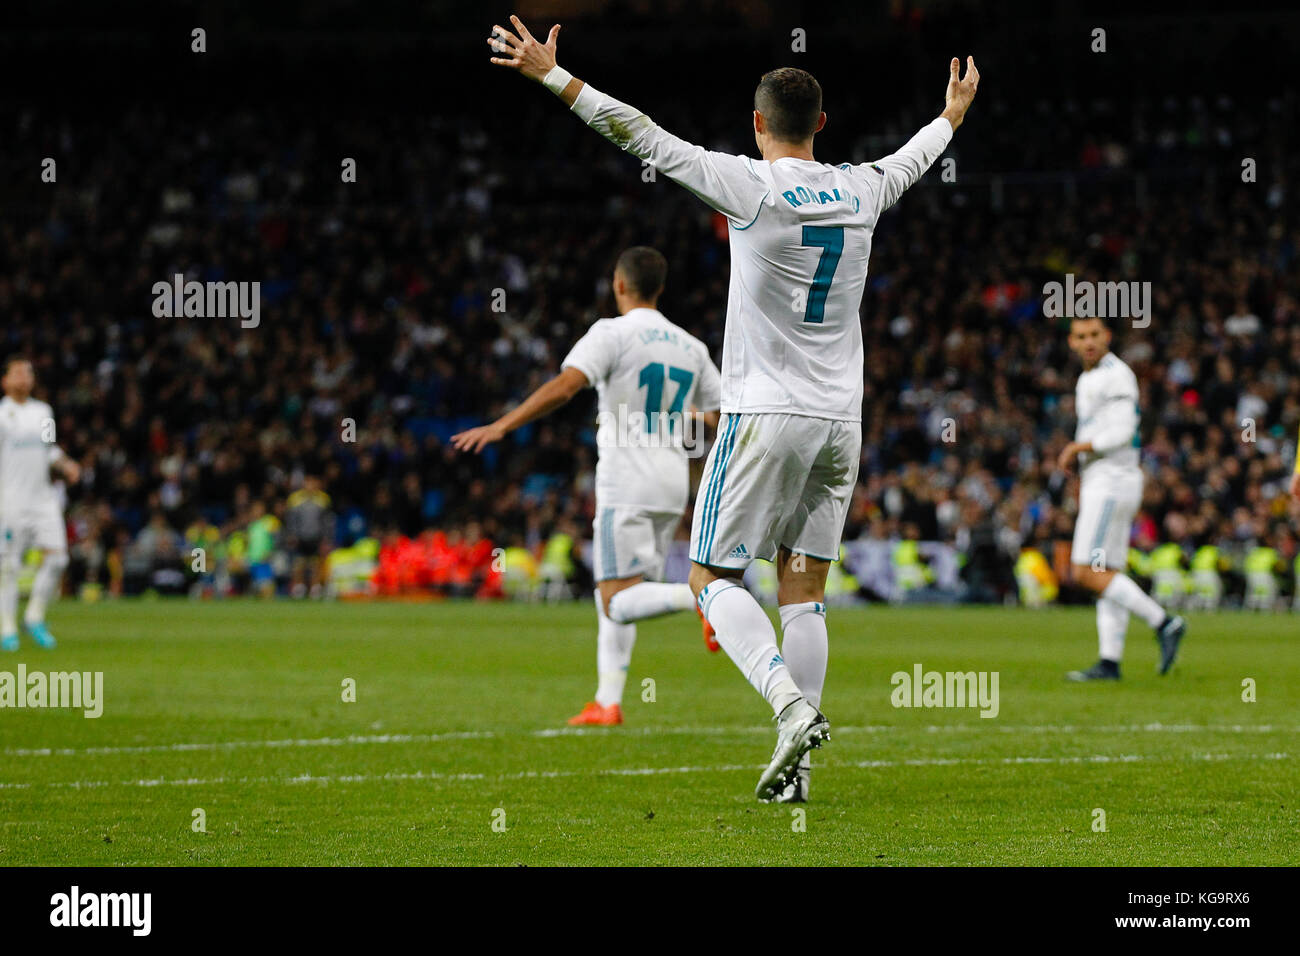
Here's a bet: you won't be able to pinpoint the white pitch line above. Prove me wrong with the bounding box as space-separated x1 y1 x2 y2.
3 722 1294 759
851 752 1293 768
1 730 496 758
0 763 761 791
0 752 1289 792
841 723 1299 736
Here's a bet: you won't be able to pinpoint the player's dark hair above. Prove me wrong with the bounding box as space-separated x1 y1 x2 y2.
1068 315 1112 332
754 68 823 143
3 355 31 374
1068 315 1118 350
615 247 668 301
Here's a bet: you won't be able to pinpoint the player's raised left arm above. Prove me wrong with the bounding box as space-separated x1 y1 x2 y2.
450 366 589 454
487 16 765 223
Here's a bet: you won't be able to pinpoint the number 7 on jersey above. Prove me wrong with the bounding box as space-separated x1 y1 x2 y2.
800 225 844 325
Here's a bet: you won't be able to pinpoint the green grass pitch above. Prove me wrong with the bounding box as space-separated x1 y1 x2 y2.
1 600 1296 866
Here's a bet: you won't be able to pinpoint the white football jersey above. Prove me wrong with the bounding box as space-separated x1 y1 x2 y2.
562 307 721 511
1074 351 1141 481
572 85 952 421
0 396 63 515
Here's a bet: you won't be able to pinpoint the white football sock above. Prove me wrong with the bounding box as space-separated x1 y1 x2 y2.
779 601 828 709
1101 573 1167 629
1096 595 1130 663
606 582 695 624
24 551 68 626
0 554 18 635
698 579 801 715
594 590 636 707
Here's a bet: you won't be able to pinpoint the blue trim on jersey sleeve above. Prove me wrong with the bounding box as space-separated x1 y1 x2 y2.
729 193 770 231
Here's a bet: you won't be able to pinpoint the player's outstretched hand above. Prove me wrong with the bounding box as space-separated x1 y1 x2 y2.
451 423 506 454
487 15 560 82
942 56 979 130
1290 472 1300 500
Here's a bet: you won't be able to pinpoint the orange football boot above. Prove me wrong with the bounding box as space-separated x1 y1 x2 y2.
567 701 623 726
698 605 721 653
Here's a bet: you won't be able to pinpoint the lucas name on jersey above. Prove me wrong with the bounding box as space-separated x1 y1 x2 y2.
636 326 688 349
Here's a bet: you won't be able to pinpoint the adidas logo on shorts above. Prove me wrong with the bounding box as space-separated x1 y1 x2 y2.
727 543 750 560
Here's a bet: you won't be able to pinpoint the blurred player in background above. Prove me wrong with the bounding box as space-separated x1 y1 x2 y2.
1057 317 1186 681
285 475 334 599
0 357 80 651
453 248 721 726
485 15 976 800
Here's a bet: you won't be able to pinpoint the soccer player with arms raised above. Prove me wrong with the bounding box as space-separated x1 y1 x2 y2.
1057 317 1186 681
486 15 978 800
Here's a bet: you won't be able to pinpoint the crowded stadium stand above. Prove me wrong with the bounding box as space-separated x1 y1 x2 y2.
3 1 1298 609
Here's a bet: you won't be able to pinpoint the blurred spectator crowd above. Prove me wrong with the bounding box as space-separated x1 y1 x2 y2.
3 83 1299 607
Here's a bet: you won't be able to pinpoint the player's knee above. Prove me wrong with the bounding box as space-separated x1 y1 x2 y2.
688 562 738 599
1072 563 1110 592
599 576 641 621
776 551 829 604
687 563 712 598
601 586 626 622
778 579 826 605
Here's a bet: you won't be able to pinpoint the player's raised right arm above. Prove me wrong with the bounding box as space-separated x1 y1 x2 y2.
940 56 979 133
487 16 765 223
867 57 979 213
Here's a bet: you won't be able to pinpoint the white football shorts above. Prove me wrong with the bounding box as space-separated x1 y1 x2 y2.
591 505 682 582
690 412 860 569
0 504 68 557
1070 470 1143 569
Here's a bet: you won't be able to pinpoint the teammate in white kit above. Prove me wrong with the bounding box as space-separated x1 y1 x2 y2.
1056 317 1186 681
0 357 80 651
486 15 978 799
452 248 722 725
